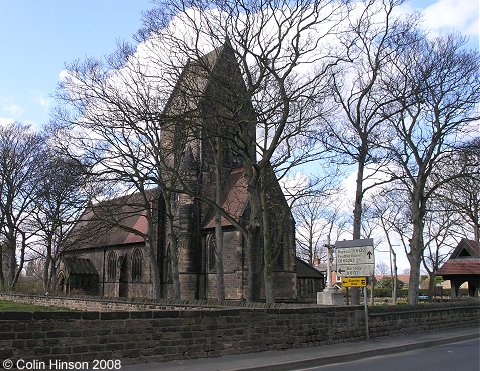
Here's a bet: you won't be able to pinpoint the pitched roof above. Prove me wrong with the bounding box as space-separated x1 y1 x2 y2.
63 257 98 275
296 258 324 279
66 190 158 250
204 167 248 228
436 258 480 276
435 238 480 276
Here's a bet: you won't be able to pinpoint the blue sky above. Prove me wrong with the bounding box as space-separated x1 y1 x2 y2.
0 0 478 130
0 1 153 129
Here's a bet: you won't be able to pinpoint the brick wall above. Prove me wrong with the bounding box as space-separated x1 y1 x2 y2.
0 295 478 366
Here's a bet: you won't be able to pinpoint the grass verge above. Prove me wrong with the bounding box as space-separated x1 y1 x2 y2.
0 300 72 311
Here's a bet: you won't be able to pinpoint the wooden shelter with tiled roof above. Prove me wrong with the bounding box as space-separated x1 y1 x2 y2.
436 238 480 297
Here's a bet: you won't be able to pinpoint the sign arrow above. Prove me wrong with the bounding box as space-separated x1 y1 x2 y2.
338 268 345 274
367 251 372 259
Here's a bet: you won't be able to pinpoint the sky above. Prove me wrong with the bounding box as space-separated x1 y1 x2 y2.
0 0 154 128
0 0 478 130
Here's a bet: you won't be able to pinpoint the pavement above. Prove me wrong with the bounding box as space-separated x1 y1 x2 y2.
122 326 479 370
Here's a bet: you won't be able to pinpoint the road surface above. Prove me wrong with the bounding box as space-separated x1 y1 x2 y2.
296 338 479 371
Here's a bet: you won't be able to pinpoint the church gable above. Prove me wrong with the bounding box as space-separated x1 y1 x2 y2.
451 238 480 259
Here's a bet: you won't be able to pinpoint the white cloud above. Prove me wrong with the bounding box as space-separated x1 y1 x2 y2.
1 101 23 115
420 0 479 37
0 117 15 126
279 172 310 196
32 93 52 110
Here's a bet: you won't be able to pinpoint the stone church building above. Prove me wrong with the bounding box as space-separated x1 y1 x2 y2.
57 43 323 302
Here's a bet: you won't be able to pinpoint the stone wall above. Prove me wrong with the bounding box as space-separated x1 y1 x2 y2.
0 294 214 312
0 306 365 366
368 302 479 337
0 295 478 367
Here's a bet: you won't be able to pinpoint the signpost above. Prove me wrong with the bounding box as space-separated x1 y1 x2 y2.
335 238 375 341
342 277 367 287
336 239 375 277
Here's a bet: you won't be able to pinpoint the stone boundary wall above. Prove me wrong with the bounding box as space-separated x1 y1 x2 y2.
368 301 479 337
0 293 220 312
0 295 478 366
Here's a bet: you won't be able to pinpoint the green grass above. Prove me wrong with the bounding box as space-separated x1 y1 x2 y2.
0 300 71 311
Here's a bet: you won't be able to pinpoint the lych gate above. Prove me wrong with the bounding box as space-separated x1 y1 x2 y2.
436 239 480 298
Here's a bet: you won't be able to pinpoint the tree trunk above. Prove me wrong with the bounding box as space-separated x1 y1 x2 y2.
407 186 426 304
260 176 275 304
0 247 4 288
407 250 421 304
392 250 398 305
12 230 27 289
164 196 181 299
352 155 366 241
5 226 16 288
245 165 262 302
407 223 424 304
168 217 181 300
351 154 367 305
428 272 435 300
214 215 225 301
43 251 51 293
145 237 162 300
245 226 260 302
214 138 225 301
47 258 56 293
7 242 16 289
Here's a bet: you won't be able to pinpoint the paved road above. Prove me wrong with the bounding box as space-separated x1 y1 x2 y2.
122 326 479 371
295 338 480 371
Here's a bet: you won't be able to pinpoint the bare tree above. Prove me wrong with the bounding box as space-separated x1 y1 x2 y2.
370 186 411 304
140 0 351 303
293 193 349 266
382 32 480 303
321 0 416 304
421 201 459 298
30 148 93 293
0 123 45 289
52 52 183 299
375 260 389 275
433 138 480 241
324 0 414 240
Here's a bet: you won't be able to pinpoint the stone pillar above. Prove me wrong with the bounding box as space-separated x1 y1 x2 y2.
450 280 458 298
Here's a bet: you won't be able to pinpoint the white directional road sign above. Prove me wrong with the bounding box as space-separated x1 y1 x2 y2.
335 239 375 277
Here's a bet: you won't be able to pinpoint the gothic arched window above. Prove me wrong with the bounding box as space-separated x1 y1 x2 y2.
107 251 116 280
131 248 142 282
